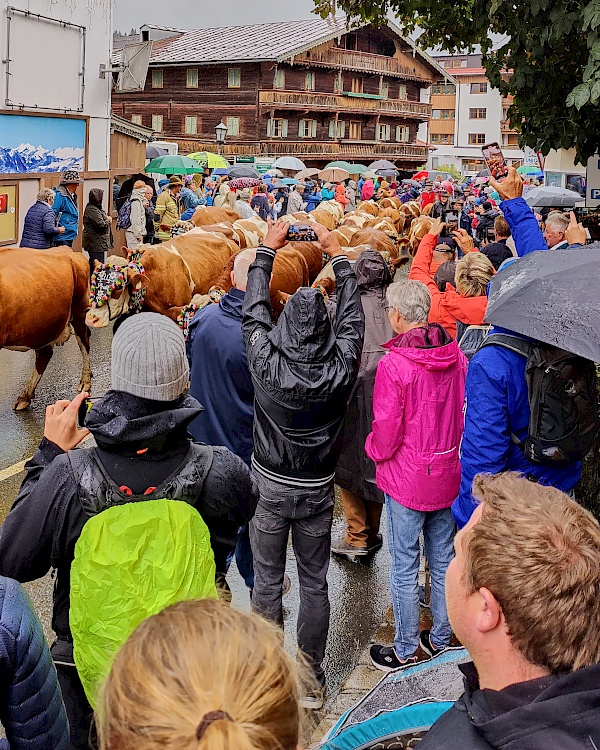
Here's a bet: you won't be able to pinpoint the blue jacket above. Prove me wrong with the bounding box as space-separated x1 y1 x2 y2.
179 187 202 212
0 577 69 750
187 288 254 465
454 196 582 527
321 187 335 200
20 201 60 248
52 186 79 242
305 191 322 212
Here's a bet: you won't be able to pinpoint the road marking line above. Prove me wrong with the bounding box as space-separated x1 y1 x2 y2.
0 459 29 482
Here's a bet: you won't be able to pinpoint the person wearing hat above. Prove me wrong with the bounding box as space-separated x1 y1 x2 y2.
155 176 182 241
0 313 257 749
52 169 82 247
234 189 255 219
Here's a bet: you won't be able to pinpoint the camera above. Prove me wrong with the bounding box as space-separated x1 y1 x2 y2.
78 397 101 427
287 224 318 242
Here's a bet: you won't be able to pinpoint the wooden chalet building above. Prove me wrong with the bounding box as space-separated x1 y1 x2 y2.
112 18 452 169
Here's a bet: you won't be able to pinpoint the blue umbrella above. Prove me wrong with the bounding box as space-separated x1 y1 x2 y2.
212 168 229 177
282 178 300 185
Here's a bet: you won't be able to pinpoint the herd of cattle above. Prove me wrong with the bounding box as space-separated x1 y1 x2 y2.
1 198 436 410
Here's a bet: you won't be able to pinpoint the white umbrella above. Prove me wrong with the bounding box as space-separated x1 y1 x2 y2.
363 170 378 179
319 167 350 182
525 186 583 208
272 156 306 171
295 168 321 179
265 168 284 177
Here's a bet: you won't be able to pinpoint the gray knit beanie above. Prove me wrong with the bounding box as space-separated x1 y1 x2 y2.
111 313 189 401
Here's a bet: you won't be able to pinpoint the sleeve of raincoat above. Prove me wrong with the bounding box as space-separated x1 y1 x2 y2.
41 206 60 239
242 247 275 372
500 197 546 257
0 441 72 583
453 353 511 528
408 234 441 298
365 357 405 462
331 255 365 374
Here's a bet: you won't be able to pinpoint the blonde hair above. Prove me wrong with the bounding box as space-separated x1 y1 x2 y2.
467 473 600 673
133 180 147 189
98 599 307 750
454 252 494 297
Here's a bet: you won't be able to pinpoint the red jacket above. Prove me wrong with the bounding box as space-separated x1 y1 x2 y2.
409 234 488 339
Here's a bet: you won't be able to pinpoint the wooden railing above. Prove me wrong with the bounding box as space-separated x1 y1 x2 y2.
259 90 431 118
305 47 432 82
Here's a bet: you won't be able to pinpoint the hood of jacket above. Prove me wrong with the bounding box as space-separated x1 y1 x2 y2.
354 248 392 292
384 323 460 371
131 186 147 203
85 390 202 455
219 286 244 319
55 183 77 204
459 661 600 748
267 287 335 363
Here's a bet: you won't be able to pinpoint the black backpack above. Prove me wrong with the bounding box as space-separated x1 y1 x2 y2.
480 334 599 464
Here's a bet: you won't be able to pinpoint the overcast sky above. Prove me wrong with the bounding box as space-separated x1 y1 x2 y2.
113 0 320 33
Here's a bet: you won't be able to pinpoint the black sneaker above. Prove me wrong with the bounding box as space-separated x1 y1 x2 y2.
370 644 418 673
419 630 450 658
419 584 431 609
366 534 383 555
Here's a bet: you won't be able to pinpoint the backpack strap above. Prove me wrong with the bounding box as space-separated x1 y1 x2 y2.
478 334 533 450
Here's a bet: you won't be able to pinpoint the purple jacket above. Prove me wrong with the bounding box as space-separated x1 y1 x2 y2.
366 324 468 511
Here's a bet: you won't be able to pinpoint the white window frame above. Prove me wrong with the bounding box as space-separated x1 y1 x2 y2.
328 119 345 138
380 80 389 99
398 83 407 100
228 67 241 88
396 125 410 143
305 71 315 91
376 123 391 142
348 120 361 140
186 68 198 88
267 118 288 138
151 114 163 132
226 116 240 136
131 114 142 125
298 119 317 138
151 69 163 88
273 67 285 89
185 116 197 135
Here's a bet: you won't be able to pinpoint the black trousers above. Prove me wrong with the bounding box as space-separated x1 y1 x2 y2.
56 664 95 750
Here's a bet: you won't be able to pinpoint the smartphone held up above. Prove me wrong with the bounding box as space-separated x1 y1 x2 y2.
482 142 509 181
287 224 318 242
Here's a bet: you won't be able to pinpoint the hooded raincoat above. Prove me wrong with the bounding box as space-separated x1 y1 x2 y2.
335 250 392 504
82 189 112 256
242 248 364 496
366 324 468 511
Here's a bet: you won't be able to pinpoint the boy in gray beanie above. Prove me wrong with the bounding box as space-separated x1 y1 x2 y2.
0 312 257 750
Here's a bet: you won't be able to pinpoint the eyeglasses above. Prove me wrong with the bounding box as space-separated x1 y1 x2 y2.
385 305 396 314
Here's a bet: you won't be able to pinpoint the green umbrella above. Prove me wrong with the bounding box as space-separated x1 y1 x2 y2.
325 160 353 171
517 164 542 174
347 163 369 175
187 151 230 169
145 155 202 175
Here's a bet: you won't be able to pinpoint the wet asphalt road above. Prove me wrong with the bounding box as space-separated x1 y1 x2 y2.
0 327 391 702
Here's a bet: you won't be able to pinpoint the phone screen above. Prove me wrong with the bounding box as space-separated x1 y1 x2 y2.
574 207 600 240
287 225 318 242
482 142 509 180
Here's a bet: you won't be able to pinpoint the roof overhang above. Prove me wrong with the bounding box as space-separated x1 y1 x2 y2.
110 114 154 142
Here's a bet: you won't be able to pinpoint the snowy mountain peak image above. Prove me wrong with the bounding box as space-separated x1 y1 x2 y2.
0 143 84 173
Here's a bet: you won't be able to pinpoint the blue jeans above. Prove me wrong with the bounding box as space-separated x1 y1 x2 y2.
385 495 455 658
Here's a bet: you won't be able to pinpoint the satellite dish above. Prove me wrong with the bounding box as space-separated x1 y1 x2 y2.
117 42 152 92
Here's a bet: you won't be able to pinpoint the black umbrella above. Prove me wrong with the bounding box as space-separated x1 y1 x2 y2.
486 245 600 362
376 169 399 178
227 166 260 179
476 169 491 177
146 145 168 159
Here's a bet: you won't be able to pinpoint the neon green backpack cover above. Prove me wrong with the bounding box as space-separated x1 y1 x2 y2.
70 498 218 707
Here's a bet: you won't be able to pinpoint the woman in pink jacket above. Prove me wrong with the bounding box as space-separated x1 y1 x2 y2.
366 278 468 671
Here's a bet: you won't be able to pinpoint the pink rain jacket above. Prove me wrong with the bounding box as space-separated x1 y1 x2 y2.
365 324 468 511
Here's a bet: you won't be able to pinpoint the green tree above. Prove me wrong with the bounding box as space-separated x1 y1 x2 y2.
435 163 462 179
314 0 600 163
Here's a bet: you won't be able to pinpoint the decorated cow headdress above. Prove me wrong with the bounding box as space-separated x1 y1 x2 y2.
89 260 147 319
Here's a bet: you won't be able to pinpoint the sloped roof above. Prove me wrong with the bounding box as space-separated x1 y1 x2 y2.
110 114 154 142
143 16 450 80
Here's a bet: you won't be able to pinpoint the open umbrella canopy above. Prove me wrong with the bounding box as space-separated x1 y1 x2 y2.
295 168 320 179
402 179 421 187
347 163 369 174
363 170 378 180
272 180 288 189
325 160 354 171
146 145 168 159
281 177 301 185
187 151 230 169
211 168 229 177
517 165 542 175
376 168 399 178
145 154 202 175
265 168 284 177
474 176 489 184
369 159 396 171
227 165 260 179
486 245 600 362
272 156 306 171
524 186 583 208
319 167 350 182
413 171 428 180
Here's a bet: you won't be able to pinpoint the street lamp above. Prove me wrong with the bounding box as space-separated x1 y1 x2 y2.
215 121 228 157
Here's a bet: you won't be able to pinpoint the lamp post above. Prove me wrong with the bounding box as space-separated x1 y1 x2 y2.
215 121 228 157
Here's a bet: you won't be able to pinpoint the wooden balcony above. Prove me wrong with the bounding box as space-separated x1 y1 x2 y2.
259 90 431 119
303 47 432 83
171 139 428 163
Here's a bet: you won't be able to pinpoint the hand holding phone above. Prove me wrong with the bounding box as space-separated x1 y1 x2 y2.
287 224 319 242
482 142 509 181
44 391 90 452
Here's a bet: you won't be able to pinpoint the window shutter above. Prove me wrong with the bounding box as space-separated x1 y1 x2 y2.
385 124 391 141
298 119 305 137
267 119 273 137
328 120 335 138
311 120 317 137
396 125 401 142
282 119 288 138
339 120 346 138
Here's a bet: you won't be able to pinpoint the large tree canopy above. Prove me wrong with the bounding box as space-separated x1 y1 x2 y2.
314 0 600 163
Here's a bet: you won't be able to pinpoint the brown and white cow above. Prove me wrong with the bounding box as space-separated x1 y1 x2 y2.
0 246 91 410
191 206 241 226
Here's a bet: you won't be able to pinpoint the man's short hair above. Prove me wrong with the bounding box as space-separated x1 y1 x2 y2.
467 473 600 673
482 201 492 211
454 252 494 297
494 216 511 238
545 212 569 234
232 248 257 289
386 279 431 324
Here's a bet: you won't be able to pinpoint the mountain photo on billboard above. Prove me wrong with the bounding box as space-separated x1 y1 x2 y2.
0 114 86 174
